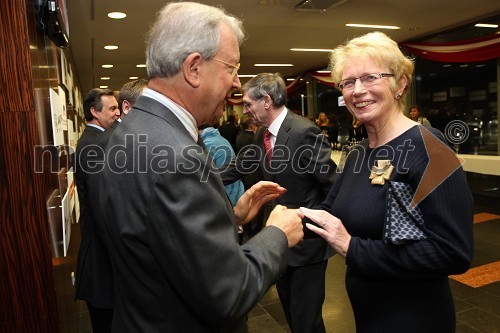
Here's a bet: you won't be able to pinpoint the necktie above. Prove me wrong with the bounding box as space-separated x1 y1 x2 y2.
263 129 273 161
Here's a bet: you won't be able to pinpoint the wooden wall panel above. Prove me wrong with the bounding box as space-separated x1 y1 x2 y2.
0 111 58 332
0 0 62 332
0 0 35 112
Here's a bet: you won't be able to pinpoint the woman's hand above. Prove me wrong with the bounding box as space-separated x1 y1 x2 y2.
234 181 286 225
299 207 351 257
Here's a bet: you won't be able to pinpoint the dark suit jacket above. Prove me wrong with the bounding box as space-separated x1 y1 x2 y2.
218 122 240 152
224 110 337 266
100 95 289 332
75 125 114 308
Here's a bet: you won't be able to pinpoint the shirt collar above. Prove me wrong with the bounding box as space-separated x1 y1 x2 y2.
267 107 288 137
86 123 105 131
142 88 199 142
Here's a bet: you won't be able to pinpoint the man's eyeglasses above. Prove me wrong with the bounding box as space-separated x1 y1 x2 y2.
242 98 262 110
211 57 240 78
338 73 394 91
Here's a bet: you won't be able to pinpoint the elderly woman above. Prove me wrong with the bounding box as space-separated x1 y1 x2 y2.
300 32 473 332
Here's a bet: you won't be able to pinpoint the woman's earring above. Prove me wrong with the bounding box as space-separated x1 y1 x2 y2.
395 92 402 99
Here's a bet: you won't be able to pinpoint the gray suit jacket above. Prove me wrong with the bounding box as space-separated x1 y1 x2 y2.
223 110 337 266
100 95 289 332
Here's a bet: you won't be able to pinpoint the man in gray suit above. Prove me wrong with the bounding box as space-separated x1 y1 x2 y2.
99 3 304 332
225 73 336 332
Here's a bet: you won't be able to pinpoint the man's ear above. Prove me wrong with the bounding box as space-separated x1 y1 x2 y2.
182 52 203 88
122 100 132 115
90 107 99 119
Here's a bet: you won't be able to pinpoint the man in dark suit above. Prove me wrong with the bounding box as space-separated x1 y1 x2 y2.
118 78 148 120
98 3 304 332
225 73 337 332
218 113 240 152
75 88 119 332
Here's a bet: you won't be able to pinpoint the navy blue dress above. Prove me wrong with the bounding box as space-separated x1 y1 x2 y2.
319 125 473 332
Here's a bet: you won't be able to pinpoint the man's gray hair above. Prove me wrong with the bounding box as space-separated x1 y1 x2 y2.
146 2 245 79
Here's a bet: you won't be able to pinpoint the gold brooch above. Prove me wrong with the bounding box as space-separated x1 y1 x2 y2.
369 160 394 185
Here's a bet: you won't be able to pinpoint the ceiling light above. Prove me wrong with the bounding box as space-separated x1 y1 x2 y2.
104 45 118 50
102 64 113 68
100 85 108 88
136 64 146 68
475 23 498 28
286 78 295 81
442 64 452 68
346 23 400 30
290 48 334 52
108 12 126 19
254 64 293 67
316 70 331 73
459 64 469 68
238 74 257 78
101 77 110 80
129 76 139 79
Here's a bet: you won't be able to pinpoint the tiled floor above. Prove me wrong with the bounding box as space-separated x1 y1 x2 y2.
77 173 500 333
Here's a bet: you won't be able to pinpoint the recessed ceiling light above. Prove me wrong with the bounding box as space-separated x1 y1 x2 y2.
254 64 293 67
100 85 108 88
316 70 331 73
238 74 257 78
104 45 118 50
475 64 485 68
101 77 111 80
346 23 400 30
286 78 295 81
108 12 126 19
442 64 452 68
290 48 334 52
136 64 146 68
129 76 139 79
475 23 498 28
459 64 469 68
102 64 113 68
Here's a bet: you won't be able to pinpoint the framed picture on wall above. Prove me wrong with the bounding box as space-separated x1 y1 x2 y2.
49 88 65 146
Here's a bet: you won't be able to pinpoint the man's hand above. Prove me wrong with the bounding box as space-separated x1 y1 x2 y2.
266 205 304 248
233 181 286 225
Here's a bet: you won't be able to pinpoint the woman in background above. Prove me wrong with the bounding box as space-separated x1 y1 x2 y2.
409 105 432 127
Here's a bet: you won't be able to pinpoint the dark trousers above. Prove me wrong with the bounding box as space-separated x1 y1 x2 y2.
87 302 113 333
276 260 328 333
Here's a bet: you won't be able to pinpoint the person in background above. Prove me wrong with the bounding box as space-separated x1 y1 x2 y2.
118 78 148 120
218 112 240 152
348 116 368 143
236 117 265 239
301 31 473 333
223 73 337 333
316 112 338 148
99 3 304 332
236 117 257 154
409 105 432 127
75 88 120 333
199 118 245 242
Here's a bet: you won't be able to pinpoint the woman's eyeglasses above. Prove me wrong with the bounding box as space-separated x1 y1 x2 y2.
338 73 394 91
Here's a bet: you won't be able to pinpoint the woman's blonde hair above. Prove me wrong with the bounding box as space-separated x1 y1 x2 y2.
329 32 414 108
